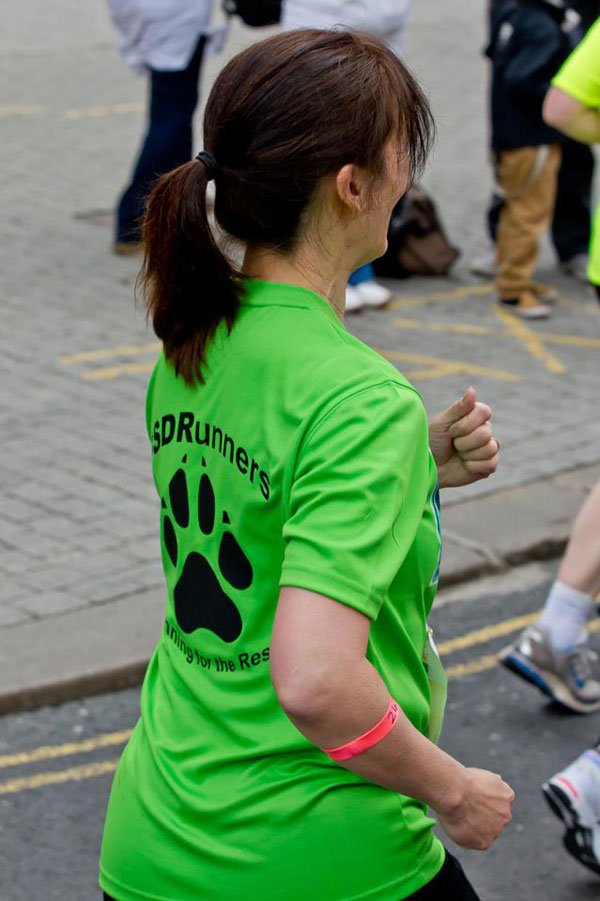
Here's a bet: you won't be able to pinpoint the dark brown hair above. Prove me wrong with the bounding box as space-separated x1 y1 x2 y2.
139 29 434 385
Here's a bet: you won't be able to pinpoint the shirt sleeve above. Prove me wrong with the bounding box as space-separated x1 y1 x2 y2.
280 381 432 620
552 19 600 109
145 360 159 443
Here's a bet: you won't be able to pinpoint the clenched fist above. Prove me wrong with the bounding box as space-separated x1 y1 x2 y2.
429 387 500 489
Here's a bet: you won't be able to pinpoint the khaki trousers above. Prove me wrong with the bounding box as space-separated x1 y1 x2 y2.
495 144 562 299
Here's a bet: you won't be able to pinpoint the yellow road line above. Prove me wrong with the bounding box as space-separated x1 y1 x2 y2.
83 361 156 381
381 349 521 382
393 317 600 348
389 284 495 310
0 760 119 795
494 306 565 374
59 343 159 365
0 103 144 120
394 318 491 336
538 332 600 349
446 653 500 680
555 296 599 315
0 105 43 117
445 616 600 680
65 102 145 120
436 612 540 655
0 729 132 770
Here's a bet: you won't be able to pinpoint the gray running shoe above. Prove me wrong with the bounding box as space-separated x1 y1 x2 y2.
499 624 600 713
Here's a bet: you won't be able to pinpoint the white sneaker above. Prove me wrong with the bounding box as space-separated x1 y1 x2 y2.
560 254 590 285
542 750 600 875
470 250 497 279
354 280 392 308
345 285 363 313
498 292 552 320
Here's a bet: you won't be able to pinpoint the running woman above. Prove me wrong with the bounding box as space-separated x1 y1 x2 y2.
99 29 513 901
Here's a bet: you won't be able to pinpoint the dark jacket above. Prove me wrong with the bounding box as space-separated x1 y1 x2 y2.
486 0 581 151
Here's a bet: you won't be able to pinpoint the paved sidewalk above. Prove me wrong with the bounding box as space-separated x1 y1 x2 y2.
1 0 599 709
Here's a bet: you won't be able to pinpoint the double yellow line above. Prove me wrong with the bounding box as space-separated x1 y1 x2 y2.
0 730 131 796
3 610 598 795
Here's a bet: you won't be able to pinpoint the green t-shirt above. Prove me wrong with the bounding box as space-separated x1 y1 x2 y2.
553 18 600 285
100 279 445 901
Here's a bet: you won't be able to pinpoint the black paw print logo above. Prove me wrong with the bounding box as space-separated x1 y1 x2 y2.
161 455 253 642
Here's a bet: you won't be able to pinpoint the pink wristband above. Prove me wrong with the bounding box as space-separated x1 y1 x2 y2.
323 698 400 762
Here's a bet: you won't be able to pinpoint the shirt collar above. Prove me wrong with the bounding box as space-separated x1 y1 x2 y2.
240 277 341 324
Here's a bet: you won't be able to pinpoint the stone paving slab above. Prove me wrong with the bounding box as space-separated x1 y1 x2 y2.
1 0 599 640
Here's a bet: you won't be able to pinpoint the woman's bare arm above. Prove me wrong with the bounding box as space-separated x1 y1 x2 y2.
270 586 514 850
543 86 600 144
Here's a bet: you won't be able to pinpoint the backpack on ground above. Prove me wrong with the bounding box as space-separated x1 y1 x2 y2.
373 187 460 278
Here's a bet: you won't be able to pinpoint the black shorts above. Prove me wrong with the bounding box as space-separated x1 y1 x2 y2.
407 851 480 900
102 852 479 901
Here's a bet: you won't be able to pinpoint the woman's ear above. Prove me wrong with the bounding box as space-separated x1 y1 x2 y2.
335 163 366 213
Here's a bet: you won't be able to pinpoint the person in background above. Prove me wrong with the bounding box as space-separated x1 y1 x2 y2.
503 18 600 877
282 0 413 312
475 1 598 284
500 14 600 705
545 0 598 282
485 0 581 318
107 0 220 253
544 13 600 299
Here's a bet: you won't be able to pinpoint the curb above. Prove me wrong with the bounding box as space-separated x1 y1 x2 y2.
438 536 569 590
0 587 165 717
0 663 149 717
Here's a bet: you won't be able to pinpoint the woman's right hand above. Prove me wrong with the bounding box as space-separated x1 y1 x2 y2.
436 767 515 850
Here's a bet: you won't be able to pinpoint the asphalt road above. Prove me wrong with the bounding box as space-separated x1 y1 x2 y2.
2 561 600 901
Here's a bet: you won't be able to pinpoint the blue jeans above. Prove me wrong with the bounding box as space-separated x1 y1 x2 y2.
348 263 375 286
116 37 206 243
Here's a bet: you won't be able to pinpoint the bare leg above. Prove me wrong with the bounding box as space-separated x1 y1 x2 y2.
557 479 600 596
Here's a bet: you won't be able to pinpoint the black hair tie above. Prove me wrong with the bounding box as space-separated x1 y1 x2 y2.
195 151 220 181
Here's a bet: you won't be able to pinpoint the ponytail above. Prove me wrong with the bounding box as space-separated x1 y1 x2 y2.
138 159 242 386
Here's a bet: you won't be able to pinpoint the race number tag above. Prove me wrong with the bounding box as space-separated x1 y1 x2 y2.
423 627 447 744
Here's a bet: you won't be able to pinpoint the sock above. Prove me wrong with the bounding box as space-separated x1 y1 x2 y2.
583 749 600 769
570 750 600 803
537 579 594 650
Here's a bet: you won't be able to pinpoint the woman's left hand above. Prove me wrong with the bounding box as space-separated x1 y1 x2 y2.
429 387 500 489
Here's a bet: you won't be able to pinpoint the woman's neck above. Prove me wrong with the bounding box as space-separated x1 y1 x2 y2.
241 245 352 322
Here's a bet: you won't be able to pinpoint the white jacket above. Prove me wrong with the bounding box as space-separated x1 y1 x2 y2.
282 0 413 56
107 0 223 73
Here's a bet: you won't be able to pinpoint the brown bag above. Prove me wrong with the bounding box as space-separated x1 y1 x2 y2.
373 187 460 278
